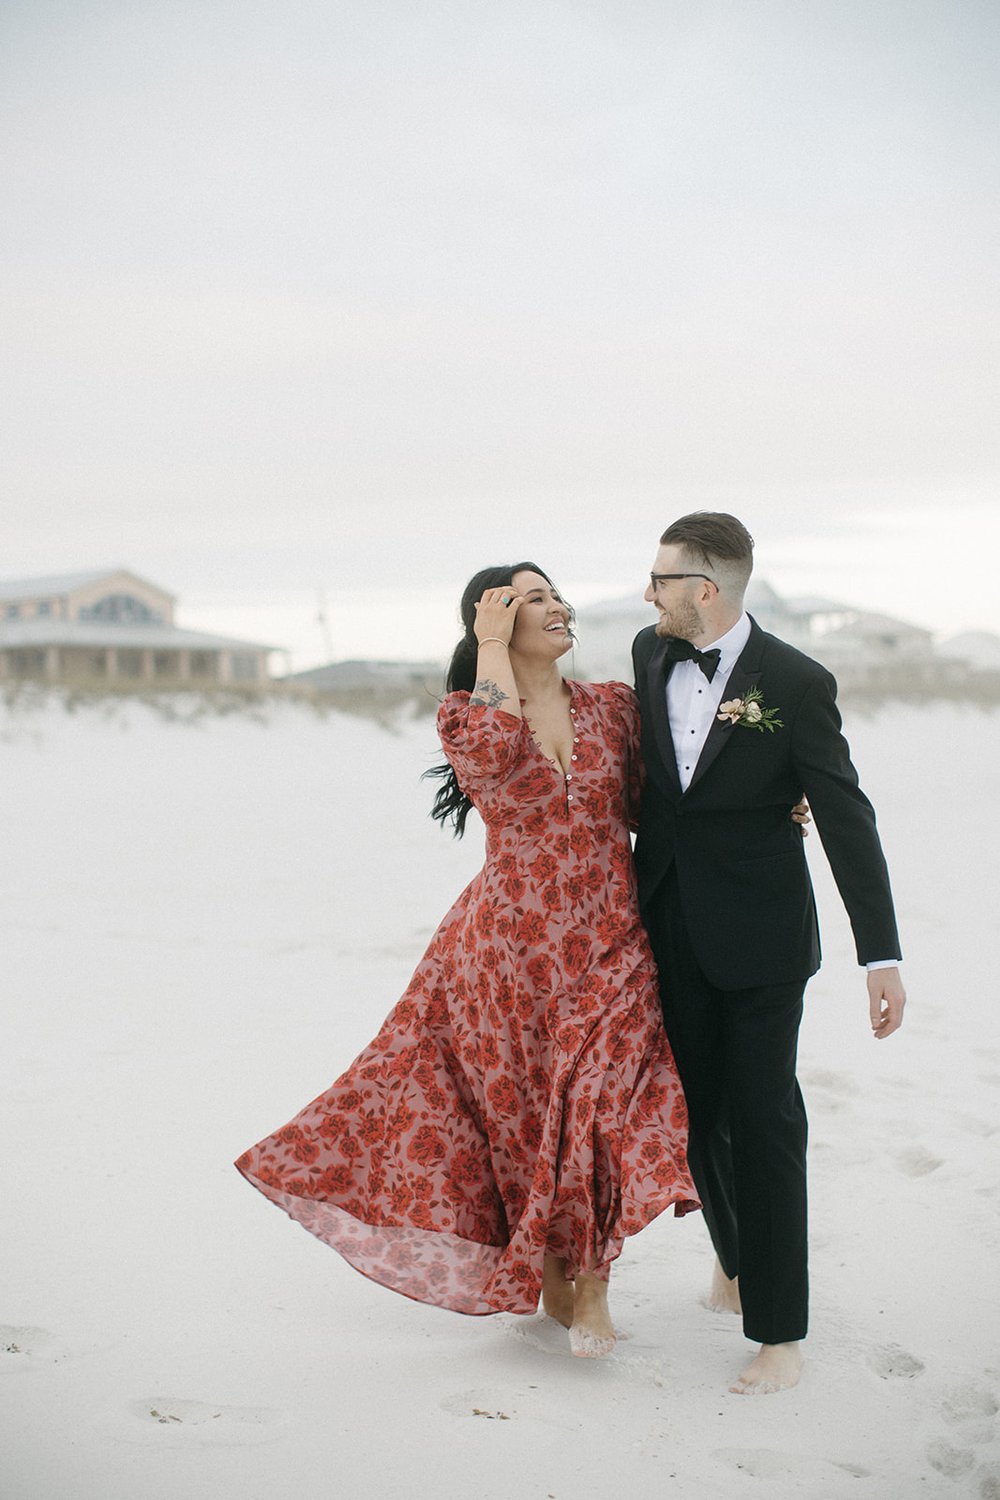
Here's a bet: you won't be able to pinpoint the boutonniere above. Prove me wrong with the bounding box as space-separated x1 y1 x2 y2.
717 686 783 733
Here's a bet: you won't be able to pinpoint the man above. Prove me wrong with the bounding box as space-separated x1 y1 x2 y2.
632 512 905 1395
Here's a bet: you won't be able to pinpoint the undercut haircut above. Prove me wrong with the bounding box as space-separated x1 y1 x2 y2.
660 512 754 598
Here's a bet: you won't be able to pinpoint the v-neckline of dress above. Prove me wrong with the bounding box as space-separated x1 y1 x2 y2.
520 680 577 777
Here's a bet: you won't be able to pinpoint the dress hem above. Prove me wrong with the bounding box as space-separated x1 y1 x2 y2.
236 1155 699 1317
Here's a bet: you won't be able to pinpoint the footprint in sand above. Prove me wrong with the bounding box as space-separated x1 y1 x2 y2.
801 1068 860 1097
954 1113 998 1139
500 1313 634 1365
894 1146 945 1178
0 1325 55 1364
440 1391 517 1422
440 1385 586 1431
100 1398 286 1448
867 1344 925 1379
799 1069 860 1113
927 1440 977 1478
977 1463 1000 1498
926 1382 999 1485
500 1314 569 1358
713 1448 869 1481
941 1382 999 1425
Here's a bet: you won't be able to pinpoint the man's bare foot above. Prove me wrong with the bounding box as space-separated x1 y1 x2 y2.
569 1272 616 1358
730 1342 803 1395
704 1258 742 1314
541 1255 575 1330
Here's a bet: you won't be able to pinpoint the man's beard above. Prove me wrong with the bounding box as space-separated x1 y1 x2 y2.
654 599 701 641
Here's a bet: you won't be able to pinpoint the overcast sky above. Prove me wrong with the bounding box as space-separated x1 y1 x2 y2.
3 0 997 665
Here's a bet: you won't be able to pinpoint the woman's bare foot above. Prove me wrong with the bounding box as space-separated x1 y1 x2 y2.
704 1257 742 1314
730 1341 802 1395
569 1272 616 1358
541 1255 575 1329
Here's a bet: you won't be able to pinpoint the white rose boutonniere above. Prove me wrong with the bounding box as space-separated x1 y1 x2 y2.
717 686 783 733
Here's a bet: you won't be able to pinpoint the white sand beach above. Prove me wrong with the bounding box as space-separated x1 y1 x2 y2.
2 690 998 1499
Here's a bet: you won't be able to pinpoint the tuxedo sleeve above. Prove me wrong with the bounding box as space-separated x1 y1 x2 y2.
790 671 902 965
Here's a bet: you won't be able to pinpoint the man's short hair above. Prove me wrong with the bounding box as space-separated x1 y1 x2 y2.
660 512 754 597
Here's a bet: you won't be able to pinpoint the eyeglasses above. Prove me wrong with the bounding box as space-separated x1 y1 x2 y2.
649 572 716 589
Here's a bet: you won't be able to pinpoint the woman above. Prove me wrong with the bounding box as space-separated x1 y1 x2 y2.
236 562 701 1358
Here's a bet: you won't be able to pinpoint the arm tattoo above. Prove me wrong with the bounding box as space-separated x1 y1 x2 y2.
469 678 510 708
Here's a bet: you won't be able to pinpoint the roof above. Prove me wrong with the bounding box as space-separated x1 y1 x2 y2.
0 620 276 652
288 659 440 688
938 631 1000 667
822 611 932 641
782 594 853 617
0 569 176 603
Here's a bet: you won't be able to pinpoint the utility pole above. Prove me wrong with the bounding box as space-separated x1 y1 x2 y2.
316 588 335 664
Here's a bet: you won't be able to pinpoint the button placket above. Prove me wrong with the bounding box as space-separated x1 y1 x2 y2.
567 705 578 809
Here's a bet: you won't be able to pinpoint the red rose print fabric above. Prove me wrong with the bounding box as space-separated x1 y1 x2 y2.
236 680 699 1315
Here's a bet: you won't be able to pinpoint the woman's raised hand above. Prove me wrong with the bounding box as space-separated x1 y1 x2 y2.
474 586 524 646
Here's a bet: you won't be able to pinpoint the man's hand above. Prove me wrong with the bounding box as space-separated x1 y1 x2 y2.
868 967 906 1039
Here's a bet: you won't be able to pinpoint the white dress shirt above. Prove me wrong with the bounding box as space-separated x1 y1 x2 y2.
666 611 752 792
664 612 899 971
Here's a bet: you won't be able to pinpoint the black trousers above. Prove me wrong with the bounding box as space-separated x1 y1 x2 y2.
644 867 809 1345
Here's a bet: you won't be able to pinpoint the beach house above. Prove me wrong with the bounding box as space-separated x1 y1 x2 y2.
0 569 275 687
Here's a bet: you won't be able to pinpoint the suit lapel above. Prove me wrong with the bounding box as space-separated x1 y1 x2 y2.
687 619 767 793
645 636 682 796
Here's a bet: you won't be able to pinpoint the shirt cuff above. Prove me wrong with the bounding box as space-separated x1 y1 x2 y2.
865 959 901 971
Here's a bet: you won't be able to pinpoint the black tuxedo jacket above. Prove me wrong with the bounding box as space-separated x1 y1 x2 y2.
632 617 901 990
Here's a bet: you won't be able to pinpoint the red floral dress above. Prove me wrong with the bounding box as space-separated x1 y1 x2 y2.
236 680 699 1315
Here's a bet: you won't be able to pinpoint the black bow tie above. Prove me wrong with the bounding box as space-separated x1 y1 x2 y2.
664 637 722 681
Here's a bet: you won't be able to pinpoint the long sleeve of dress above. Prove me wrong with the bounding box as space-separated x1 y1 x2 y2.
600 681 645 832
436 691 529 790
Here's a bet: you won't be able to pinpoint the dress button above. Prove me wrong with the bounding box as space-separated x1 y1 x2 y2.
571 754 577 761
566 774 572 781
573 737 579 744
567 794 574 802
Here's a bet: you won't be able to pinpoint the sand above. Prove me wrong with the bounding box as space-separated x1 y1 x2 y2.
2 691 998 1499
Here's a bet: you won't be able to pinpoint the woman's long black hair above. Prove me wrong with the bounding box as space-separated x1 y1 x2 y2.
425 562 568 837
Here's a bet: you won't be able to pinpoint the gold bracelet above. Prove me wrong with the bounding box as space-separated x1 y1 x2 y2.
477 638 510 648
